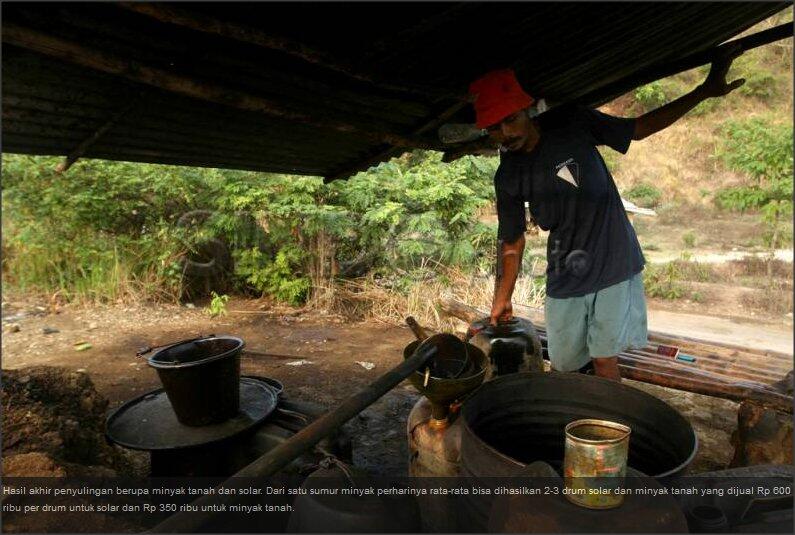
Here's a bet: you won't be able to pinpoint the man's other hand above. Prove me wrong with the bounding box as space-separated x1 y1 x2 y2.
490 300 513 325
699 45 746 98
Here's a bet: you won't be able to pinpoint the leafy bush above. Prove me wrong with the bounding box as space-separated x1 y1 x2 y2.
626 183 662 208
2 150 497 304
643 263 686 300
739 70 778 99
206 292 230 317
714 118 793 249
682 230 696 249
633 81 667 113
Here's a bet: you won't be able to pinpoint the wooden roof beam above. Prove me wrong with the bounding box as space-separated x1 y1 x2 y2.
117 2 461 103
323 97 473 183
2 23 443 152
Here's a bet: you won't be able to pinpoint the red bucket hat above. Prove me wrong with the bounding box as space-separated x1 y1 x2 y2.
469 69 534 129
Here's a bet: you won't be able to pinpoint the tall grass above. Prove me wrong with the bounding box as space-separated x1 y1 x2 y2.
328 261 546 330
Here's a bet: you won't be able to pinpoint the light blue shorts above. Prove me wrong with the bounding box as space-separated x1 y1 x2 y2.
545 272 648 372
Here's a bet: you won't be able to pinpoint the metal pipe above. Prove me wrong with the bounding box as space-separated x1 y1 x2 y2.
149 343 439 533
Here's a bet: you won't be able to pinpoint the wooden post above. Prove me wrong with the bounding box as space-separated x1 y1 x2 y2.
730 399 793 467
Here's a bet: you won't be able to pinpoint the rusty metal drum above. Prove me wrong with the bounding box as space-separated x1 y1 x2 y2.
563 418 631 509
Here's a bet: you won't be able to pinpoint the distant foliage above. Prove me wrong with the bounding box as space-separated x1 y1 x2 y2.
681 230 697 249
714 119 793 246
644 262 686 300
626 183 662 208
2 151 497 304
633 81 667 113
714 117 793 280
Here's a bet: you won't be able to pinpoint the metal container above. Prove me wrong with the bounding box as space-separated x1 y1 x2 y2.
458 372 697 530
563 418 631 509
147 336 244 426
467 317 544 376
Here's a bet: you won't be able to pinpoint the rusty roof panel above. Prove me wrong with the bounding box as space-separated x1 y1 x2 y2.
1 2 789 179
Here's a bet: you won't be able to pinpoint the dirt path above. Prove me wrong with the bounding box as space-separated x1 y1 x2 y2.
647 309 793 354
2 298 789 476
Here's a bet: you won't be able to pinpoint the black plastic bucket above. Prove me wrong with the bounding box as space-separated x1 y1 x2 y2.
147 336 244 426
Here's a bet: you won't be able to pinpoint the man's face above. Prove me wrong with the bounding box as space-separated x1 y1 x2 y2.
486 109 533 152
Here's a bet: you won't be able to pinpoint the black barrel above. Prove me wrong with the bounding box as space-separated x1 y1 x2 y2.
148 336 244 426
459 373 697 529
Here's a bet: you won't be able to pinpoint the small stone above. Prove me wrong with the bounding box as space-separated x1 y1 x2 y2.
185 303 195 309
5 323 20 333
42 326 59 335
76 368 87 373
88 322 98 330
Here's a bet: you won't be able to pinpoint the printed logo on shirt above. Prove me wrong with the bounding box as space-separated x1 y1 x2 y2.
555 158 579 187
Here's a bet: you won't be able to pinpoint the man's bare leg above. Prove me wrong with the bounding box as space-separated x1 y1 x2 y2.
592 356 621 381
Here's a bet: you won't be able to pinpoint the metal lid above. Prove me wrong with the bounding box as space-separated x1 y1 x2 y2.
105 377 277 451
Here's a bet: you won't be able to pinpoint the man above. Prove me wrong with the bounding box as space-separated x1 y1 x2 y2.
469 50 744 380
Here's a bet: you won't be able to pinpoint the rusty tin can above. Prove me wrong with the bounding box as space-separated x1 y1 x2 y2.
563 418 631 509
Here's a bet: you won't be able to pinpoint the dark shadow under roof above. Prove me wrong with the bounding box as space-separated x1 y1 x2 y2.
1 2 789 181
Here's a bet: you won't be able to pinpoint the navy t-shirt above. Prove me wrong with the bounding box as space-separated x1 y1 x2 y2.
494 105 645 298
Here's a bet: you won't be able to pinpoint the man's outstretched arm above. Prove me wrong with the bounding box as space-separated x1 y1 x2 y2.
490 235 525 325
633 47 745 141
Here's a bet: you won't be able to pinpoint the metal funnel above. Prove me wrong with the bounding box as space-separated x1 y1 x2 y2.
403 334 488 422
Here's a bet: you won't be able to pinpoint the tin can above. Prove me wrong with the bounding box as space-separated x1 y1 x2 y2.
563 418 631 509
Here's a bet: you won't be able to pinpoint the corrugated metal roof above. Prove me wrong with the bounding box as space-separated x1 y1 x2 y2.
1 2 789 180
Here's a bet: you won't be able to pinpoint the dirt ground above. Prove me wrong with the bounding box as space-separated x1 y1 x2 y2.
4 296 787 480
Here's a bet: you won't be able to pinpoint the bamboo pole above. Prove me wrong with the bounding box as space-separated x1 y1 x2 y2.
580 21 794 107
1 23 442 151
436 297 793 407
616 353 779 391
438 297 790 380
630 348 787 382
618 365 792 413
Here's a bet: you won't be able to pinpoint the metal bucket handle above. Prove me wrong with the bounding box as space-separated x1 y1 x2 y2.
135 334 215 359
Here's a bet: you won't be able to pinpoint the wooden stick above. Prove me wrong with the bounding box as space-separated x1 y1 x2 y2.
405 316 428 341
242 349 304 360
324 98 473 183
55 95 143 172
2 23 442 151
117 2 457 102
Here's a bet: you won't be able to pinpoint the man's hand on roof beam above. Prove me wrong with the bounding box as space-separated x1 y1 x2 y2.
632 46 745 141
698 44 746 99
